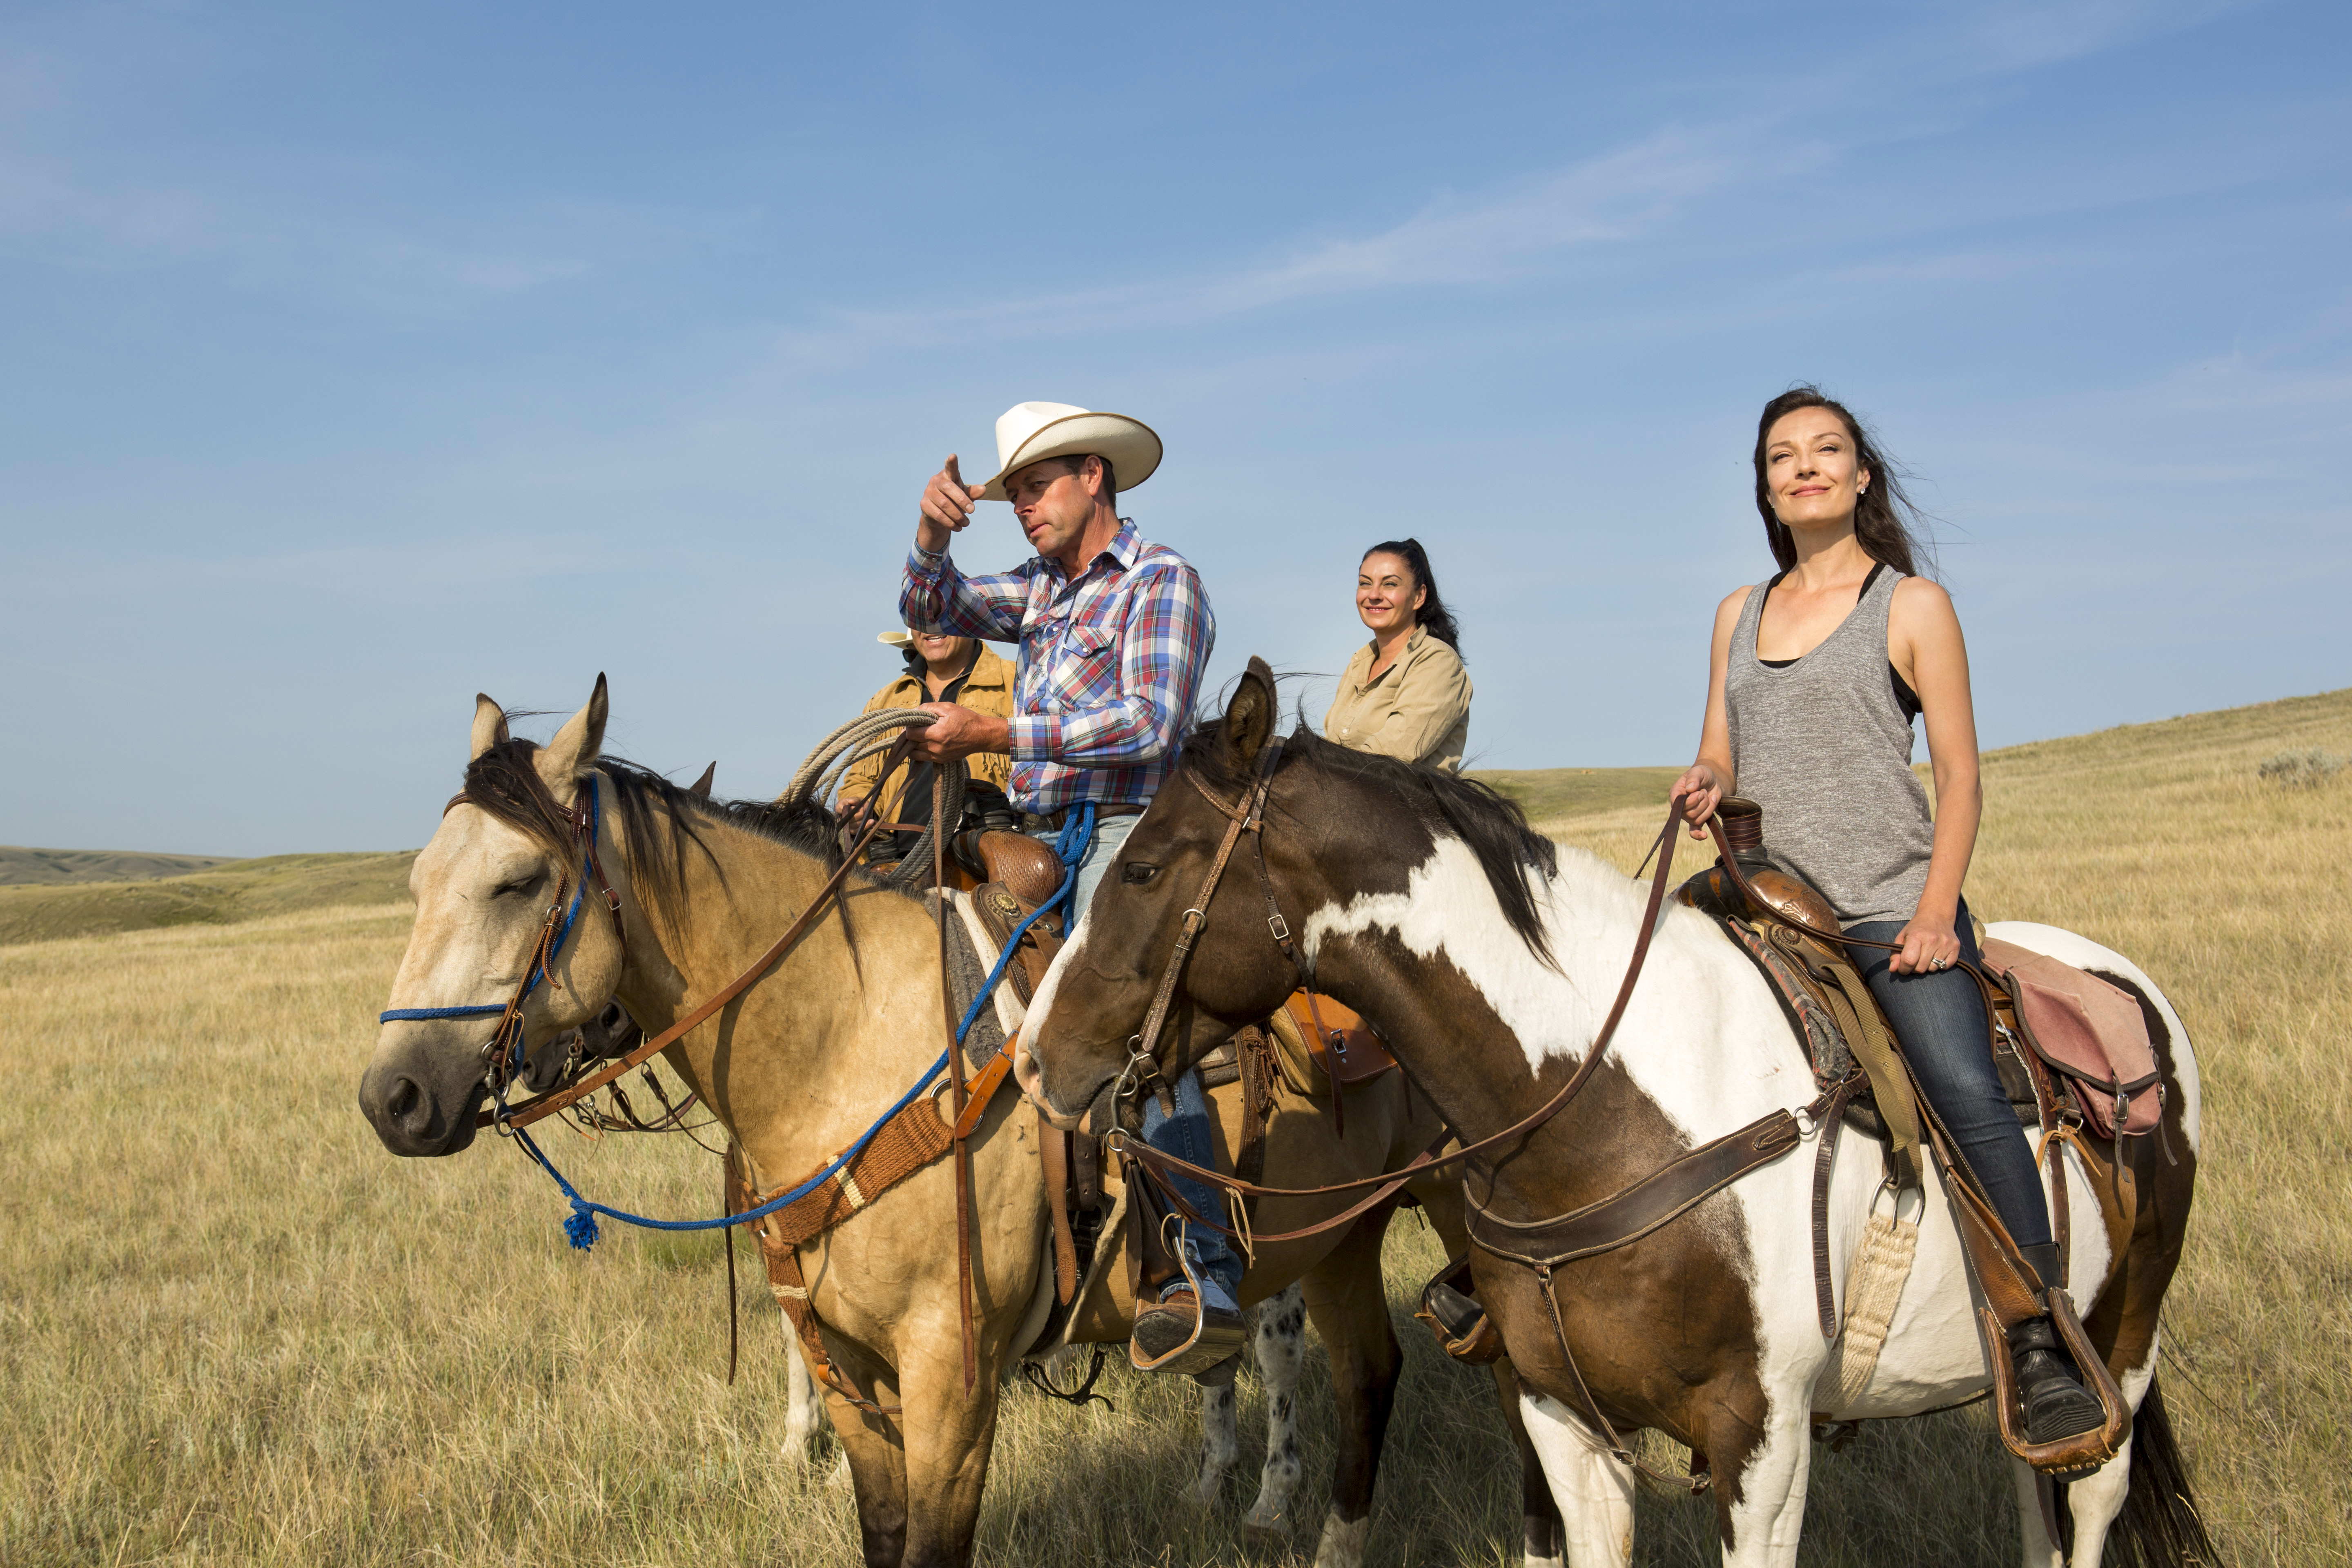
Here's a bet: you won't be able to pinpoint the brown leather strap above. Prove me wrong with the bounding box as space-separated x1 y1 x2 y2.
723 1155 742 1385
486 739 914 1131
952 1036 1018 1141
1126 740 1286 1080
938 772 978 1396
1810 1074 1859 1338
1533 1263 1708 1492
1466 1089 1832 1267
762 1239 902 1417
1042 1127 1079 1303
1235 1028 1270 1213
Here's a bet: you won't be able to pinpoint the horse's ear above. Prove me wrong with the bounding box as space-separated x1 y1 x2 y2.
470 695 510 761
536 674 610 797
688 762 716 798
1220 657 1278 773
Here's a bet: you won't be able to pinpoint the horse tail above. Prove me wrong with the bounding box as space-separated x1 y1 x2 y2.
2105 1372 2220 1567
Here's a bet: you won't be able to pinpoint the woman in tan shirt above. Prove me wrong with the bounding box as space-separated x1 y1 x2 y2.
1323 538 1472 770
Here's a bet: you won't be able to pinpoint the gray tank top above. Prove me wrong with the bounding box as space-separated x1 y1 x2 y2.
1724 565 1935 928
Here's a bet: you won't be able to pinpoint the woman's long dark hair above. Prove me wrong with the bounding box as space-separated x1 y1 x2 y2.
1362 538 1461 654
1753 387 1934 578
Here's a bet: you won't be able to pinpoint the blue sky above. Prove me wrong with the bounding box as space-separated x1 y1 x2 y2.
3 1 2346 855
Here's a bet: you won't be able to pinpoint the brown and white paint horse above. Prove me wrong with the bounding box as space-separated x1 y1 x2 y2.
358 678 1516 1568
1019 661 2209 1568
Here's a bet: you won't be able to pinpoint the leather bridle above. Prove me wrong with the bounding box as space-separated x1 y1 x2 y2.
378 779 628 1102
1113 734 1296 1109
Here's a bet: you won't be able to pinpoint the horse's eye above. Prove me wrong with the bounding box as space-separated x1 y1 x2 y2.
1122 862 1159 885
492 874 541 899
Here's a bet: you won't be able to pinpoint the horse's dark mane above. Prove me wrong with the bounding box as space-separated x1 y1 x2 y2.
1176 717 1560 968
459 739 911 922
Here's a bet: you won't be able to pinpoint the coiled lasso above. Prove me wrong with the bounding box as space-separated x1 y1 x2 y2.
776 708 968 890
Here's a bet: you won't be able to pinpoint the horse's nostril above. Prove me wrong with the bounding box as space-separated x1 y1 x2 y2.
386 1077 421 1122
601 1002 624 1029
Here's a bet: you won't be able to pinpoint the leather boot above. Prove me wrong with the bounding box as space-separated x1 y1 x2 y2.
2008 1244 2104 1446
1424 1280 1484 1341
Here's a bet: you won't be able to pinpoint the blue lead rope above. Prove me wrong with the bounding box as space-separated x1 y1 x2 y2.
527 800 1098 1250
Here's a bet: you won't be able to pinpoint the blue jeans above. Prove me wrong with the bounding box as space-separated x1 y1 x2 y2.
1029 806 1241 1314
1140 1067 1244 1314
1848 903 2051 1251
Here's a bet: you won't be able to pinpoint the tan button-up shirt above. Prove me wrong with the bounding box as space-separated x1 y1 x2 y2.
1323 625 1472 771
840 645 1016 817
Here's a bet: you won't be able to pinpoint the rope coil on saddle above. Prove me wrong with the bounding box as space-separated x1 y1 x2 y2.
779 708 967 891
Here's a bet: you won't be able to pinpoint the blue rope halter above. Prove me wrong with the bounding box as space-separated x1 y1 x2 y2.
377 779 604 1085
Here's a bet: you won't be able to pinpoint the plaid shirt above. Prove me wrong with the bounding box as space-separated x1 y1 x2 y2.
900 519 1216 814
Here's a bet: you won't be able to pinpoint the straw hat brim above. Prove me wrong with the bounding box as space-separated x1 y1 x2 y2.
978 411 1162 502
876 631 913 647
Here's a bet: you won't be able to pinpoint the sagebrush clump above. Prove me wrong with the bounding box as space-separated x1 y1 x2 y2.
2256 748 2347 786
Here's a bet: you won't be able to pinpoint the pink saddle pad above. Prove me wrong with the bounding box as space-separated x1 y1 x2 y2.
1980 938 2163 1138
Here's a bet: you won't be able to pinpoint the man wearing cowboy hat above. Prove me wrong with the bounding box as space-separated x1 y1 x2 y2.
898 400 1243 1381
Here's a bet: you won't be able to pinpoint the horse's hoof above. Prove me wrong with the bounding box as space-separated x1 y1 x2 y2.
1243 1522 1288 1551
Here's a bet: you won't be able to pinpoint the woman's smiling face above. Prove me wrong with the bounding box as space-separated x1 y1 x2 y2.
1356 551 1426 637
1763 405 1872 532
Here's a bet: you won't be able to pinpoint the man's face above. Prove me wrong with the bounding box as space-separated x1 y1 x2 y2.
1004 457 1102 563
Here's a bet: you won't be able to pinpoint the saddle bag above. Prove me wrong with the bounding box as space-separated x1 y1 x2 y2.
1264 992 1396 1096
1979 939 2162 1138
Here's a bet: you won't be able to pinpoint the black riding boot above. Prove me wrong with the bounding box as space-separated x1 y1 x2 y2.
2008 1243 2105 1446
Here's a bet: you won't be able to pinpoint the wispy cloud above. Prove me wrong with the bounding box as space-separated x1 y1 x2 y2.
786 0 2252 357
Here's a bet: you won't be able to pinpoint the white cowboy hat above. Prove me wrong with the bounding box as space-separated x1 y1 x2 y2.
976 401 1163 502
876 630 913 647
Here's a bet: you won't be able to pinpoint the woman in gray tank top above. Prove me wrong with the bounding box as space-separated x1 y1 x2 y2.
1670 387 2105 1448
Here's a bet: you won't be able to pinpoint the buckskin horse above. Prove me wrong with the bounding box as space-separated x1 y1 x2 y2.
357 677 1528 1568
1017 659 2209 1568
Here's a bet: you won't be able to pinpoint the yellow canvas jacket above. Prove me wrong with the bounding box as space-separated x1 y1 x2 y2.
840 645 1016 817
1323 625 1472 771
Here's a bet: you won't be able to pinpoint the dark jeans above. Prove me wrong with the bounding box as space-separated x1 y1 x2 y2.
1848 903 2051 1252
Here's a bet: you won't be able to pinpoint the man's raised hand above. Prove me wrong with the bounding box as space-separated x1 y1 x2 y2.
916 454 984 553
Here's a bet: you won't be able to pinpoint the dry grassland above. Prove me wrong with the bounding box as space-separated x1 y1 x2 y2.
4 690 2346 1566
0 853 419 948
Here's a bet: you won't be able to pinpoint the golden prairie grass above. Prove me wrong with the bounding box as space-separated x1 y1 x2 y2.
2 689 2345 1566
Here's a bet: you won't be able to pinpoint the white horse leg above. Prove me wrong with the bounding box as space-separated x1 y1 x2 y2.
2057 1343 2159 1567
1191 1377 1240 1505
1519 1393 1635 1568
1716 1397 1814 1568
1311 1512 1370 1568
1243 1283 1308 1538
781 1329 849 1485
2011 1463 2065 1568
